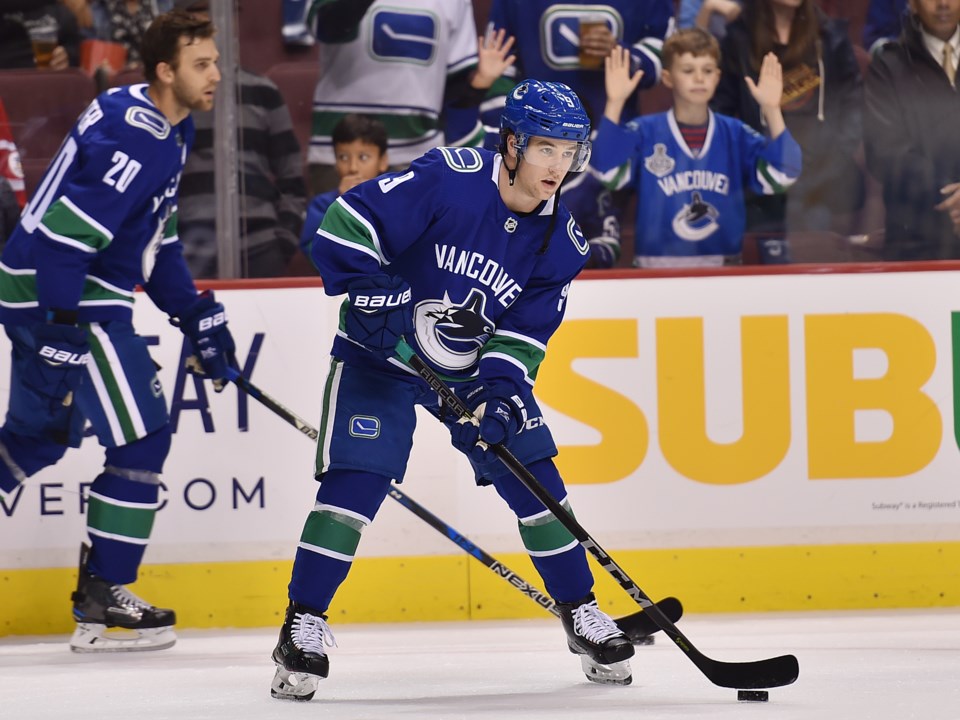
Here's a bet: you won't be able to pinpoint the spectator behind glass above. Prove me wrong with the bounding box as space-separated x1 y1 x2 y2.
481 1 674 269
289 0 484 195
863 0 909 55
483 0 673 128
0 176 18 252
677 0 743 40
711 0 864 261
0 0 81 70
864 0 960 260
87 0 174 67
176 0 308 278
299 114 389 257
591 33 801 268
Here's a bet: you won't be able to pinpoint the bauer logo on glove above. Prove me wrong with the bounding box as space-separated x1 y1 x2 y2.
39 345 89 366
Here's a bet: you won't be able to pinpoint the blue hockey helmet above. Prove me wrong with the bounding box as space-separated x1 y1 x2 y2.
500 79 592 173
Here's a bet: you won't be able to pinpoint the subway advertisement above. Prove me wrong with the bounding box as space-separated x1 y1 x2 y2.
2 271 960 634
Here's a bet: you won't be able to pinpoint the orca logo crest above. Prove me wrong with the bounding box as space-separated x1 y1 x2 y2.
415 288 494 371
671 191 720 241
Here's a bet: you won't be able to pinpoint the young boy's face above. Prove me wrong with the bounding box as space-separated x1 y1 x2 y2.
662 52 721 107
334 139 389 191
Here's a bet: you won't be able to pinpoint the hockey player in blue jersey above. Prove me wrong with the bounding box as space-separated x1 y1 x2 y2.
591 29 802 267
270 80 635 701
0 10 237 652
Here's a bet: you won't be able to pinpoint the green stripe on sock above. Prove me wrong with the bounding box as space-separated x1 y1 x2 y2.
87 496 156 540
301 508 365 558
518 503 577 555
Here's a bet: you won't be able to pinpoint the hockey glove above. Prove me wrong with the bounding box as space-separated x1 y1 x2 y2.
449 383 527 464
175 290 237 392
24 316 90 413
344 275 414 359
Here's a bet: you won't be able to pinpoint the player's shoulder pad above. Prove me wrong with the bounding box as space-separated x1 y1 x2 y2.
100 84 172 143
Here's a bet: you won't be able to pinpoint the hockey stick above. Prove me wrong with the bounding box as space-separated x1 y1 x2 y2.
394 339 800 690
224 367 682 643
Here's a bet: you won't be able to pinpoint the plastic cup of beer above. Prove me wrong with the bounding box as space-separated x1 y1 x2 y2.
578 15 607 70
29 25 58 69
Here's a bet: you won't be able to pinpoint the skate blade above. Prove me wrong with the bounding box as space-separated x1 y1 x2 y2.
580 655 632 686
270 664 320 701
70 623 177 653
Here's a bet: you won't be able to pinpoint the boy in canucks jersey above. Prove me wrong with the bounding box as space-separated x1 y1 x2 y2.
270 80 635 701
591 28 802 267
0 10 237 653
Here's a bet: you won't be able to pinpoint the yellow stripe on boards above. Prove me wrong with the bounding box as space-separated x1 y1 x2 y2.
3 542 959 636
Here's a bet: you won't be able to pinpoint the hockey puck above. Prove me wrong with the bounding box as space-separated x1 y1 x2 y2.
737 690 769 702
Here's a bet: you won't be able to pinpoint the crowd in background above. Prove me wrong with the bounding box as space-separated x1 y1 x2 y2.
0 0 958 271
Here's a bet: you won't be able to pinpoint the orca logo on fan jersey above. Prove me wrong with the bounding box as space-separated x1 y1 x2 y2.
415 288 494 371
671 191 720 241
370 9 438 65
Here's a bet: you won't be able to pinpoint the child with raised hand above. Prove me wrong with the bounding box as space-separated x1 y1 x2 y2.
590 29 801 267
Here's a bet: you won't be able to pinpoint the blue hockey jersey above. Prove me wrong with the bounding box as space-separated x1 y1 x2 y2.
0 84 199 325
591 112 802 259
311 147 589 394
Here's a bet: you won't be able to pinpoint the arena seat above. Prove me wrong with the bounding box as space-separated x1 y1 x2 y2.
265 61 320 166
238 0 318 75
0 69 96 162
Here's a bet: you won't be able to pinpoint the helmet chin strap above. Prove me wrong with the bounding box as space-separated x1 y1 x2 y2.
504 152 521 186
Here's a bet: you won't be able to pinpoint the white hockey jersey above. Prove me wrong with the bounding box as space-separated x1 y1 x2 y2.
308 0 479 166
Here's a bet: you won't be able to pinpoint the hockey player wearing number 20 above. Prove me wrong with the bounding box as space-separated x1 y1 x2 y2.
270 80 634 702
0 10 238 652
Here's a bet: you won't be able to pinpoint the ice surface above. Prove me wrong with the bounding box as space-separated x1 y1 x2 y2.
2 609 959 720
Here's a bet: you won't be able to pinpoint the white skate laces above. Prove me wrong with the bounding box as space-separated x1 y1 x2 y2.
110 584 153 619
571 600 623 645
292 612 337 655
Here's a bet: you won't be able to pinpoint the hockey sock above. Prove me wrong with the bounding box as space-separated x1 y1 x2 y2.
492 458 593 603
288 469 391 612
85 429 169 585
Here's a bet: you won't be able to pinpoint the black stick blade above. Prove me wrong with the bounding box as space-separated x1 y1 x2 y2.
697 652 800 689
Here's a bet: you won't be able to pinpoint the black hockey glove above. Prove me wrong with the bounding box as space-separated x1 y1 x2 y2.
175 290 237 392
344 274 413 359
449 383 527 464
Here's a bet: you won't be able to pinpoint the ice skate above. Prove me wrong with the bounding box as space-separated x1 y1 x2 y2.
270 602 337 701
557 593 635 686
69 544 176 653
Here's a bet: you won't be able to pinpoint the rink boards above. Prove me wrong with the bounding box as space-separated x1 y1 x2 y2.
2 268 960 635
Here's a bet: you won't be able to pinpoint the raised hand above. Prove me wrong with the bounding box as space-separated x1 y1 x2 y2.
744 52 784 112
605 46 643 103
603 46 643 122
472 28 516 90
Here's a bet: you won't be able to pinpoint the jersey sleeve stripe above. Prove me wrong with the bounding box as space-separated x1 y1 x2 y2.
494 328 547 353
634 38 664 82
756 159 797 194
331 197 387 263
39 197 113 253
447 54 478 74
59 196 115 242
38 224 99 254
